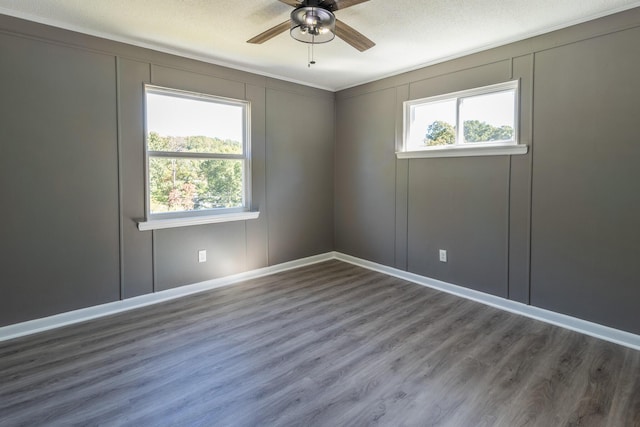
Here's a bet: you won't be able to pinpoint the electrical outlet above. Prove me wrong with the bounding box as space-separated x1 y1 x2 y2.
439 249 447 262
198 250 207 263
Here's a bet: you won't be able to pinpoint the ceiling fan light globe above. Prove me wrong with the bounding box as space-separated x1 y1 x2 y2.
305 14 317 26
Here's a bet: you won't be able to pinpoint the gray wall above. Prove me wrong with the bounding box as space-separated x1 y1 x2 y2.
2 8 640 337
334 88 397 265
335 8 640 334
266 88 335 265
0 15 334 326
0 32 120 323
530 26 640 333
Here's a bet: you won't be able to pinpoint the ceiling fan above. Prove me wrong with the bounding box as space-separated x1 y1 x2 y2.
247 0 375 52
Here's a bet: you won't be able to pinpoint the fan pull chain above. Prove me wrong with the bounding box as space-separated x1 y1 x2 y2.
308 37 316 68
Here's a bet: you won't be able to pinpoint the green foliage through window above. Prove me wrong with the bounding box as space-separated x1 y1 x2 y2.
424 120 514 146
148 132 242 154
149 133 244 213
463 120 513 143
424 121 456 146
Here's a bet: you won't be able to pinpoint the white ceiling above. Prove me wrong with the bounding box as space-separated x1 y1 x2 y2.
1 0 639 91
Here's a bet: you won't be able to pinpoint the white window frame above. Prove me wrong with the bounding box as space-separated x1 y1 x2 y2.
138 85 258 231
398 80 528 159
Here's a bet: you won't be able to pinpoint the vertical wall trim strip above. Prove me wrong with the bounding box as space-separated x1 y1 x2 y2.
394 85 409 271
115 56 125 301
506 56 514 300
527 53 536 305
333 88 338 251
143 64 152 218
243 83 249 272
262 86 269 266
405 160 410 271
506 156 512 299
244 220 249 272
393 88 399 267
152 230 157 292
510 56 514 80
264 88 271 266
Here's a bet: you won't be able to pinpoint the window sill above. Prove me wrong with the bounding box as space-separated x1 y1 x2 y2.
396 144 528 159
137 211 260 231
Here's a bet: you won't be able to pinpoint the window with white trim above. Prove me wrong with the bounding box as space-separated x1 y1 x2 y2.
142 85 252 226
401 80 526 158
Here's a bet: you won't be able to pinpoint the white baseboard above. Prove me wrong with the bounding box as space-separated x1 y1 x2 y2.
3 250 639 352
0 252 334 342
334 252 640 351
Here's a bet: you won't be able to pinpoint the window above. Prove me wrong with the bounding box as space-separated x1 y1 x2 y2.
138 85 257 231
400 80 527 158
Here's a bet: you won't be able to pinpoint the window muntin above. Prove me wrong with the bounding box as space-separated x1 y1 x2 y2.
404 80 518 152
145 86 250 218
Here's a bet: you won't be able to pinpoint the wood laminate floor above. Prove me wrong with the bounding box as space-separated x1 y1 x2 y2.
1 260 639 426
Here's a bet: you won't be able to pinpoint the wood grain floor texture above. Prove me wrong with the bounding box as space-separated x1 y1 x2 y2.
1 260 639 427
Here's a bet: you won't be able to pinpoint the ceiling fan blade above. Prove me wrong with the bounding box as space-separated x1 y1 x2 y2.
278 0 301 6
331 0 370 10
247 20 291 44
335 19 375 51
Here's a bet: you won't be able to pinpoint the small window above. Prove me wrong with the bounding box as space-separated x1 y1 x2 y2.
144 85 251 220
402 80 525 158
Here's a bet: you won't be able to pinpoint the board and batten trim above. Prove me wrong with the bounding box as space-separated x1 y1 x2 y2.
2 251 639 352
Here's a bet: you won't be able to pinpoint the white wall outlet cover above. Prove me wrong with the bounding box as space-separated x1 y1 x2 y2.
439 249 447 262
198 250 207 263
